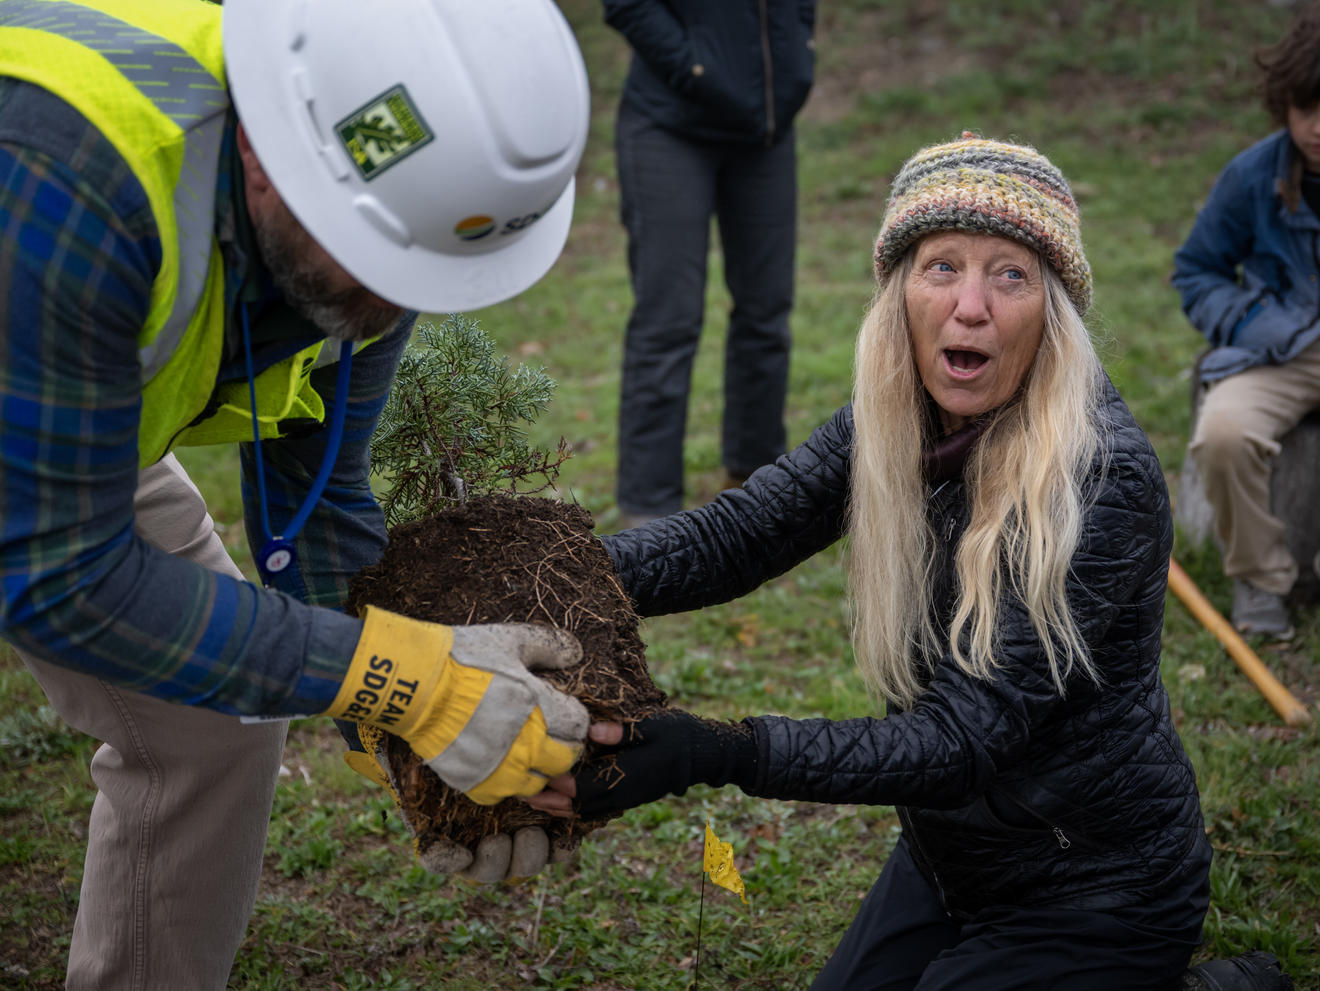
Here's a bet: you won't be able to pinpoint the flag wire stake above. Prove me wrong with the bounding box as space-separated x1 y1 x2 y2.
692 869 706 991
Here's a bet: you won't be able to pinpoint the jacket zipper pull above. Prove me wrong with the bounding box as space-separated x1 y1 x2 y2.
1053 826 1071 850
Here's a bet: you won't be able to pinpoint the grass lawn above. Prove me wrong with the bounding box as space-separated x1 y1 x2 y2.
2 1 1318 988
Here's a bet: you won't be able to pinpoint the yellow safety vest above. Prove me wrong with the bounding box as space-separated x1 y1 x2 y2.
0 0 333 466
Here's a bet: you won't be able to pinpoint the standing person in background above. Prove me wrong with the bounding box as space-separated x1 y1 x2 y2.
1172 1 1320 640
603 0 817 529
0 0 591 986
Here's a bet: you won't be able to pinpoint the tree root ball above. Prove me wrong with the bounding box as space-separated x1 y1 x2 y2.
345 494 667 858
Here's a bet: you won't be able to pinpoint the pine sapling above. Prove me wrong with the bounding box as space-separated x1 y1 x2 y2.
347 315 667 873
370 314 570 527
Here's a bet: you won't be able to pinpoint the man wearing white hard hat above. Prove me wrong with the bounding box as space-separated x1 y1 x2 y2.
0 0 591 986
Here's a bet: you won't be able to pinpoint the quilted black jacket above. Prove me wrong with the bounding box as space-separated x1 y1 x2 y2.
601 378 1212 920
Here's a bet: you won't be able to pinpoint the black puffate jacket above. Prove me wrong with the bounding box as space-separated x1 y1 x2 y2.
601 378 1212 922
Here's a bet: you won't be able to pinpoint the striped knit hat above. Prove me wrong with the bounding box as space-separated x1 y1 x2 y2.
873 133 1092 313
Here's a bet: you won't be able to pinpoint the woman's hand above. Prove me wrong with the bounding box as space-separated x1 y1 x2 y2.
523 722 623 817
522 710 759 819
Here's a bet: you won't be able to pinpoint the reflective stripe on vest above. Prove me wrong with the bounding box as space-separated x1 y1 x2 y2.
0 0 333 465
0 0 227 381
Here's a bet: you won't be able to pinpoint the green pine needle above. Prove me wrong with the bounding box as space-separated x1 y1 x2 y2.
371 314 570 528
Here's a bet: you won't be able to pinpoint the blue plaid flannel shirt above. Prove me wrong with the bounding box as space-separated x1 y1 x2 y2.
0 78 413 716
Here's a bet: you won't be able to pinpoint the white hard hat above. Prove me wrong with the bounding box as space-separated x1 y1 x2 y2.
223 0 590 313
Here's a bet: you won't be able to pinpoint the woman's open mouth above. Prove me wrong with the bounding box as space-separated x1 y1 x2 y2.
943 348 989 377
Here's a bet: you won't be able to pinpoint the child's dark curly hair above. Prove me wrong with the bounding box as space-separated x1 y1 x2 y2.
1257 2 1320 125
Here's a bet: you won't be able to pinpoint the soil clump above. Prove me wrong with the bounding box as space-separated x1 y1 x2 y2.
345 493 667 856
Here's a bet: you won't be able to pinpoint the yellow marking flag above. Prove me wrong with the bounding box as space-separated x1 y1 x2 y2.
703 820 747 904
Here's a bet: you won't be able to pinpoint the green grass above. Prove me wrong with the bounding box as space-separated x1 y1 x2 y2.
3 1 1319 987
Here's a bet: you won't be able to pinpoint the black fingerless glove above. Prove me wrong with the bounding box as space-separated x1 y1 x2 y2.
574 710 760 819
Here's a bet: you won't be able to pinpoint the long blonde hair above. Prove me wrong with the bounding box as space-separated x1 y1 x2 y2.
847 252 1106 711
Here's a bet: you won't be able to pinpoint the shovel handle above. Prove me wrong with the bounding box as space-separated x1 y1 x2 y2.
1167 559 1311 728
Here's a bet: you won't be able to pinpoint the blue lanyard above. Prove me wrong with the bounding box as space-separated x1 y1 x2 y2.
242 303 354 584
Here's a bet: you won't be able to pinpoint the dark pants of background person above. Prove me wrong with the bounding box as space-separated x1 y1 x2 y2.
811 837 1207 991
614 103 796 518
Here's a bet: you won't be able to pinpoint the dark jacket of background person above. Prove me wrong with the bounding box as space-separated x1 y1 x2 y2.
1172 128 1320 383
601 378 1212 921
603 0 816 144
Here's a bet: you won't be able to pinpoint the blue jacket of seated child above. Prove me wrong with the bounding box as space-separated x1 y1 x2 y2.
1173 128 1320 382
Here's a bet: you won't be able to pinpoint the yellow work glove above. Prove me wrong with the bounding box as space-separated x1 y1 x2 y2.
326 606 588 805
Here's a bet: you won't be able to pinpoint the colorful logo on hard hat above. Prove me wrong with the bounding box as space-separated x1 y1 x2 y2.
455 215 496 241
336 84 434 181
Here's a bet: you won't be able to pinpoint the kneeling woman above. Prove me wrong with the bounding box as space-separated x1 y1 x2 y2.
529 136 1212 990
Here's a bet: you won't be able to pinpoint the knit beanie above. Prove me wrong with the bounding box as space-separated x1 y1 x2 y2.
873 133 1092 313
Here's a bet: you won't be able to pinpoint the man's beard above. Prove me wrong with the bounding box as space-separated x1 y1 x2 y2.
252 201 405 342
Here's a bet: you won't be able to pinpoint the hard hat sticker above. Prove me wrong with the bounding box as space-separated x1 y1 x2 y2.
455 215 496 241
336 85 434 181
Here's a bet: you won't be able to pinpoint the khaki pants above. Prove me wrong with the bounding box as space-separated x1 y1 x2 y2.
20 454 287 991
1189 337 1320 595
